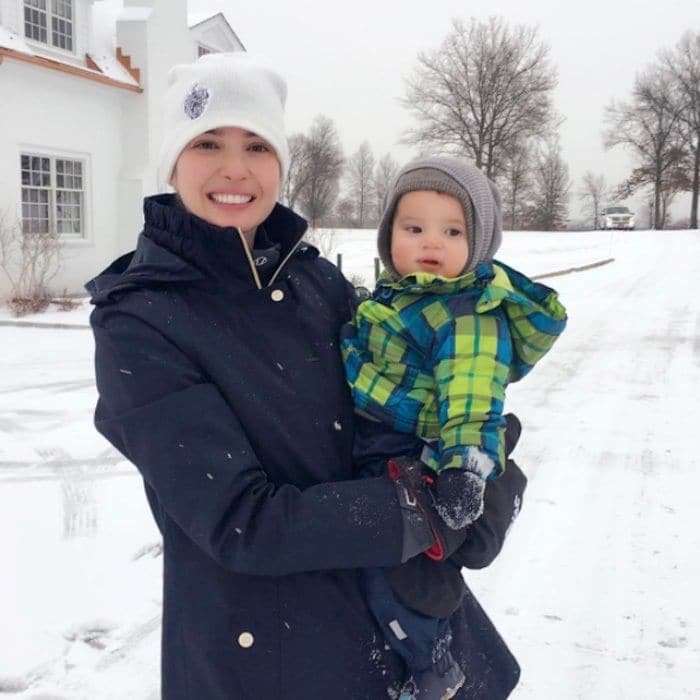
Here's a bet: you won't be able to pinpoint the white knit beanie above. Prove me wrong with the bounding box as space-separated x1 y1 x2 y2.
157 52 290 187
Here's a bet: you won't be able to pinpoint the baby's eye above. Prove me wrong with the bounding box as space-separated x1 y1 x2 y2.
406 225 422 234
446 228 464 237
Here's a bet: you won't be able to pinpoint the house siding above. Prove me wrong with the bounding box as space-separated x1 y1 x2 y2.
0 0 245 299
1 0 20 33
0 58 124 296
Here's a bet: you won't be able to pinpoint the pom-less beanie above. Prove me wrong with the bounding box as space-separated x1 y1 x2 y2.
377 156 503 278
157 52 289 187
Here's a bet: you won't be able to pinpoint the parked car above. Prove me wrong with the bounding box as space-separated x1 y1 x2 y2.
599 206 635 230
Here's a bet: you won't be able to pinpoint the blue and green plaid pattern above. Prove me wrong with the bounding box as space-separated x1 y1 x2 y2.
341 261 567 475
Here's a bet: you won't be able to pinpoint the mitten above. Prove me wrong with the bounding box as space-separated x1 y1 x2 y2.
450 457 527 569
435 468 486 530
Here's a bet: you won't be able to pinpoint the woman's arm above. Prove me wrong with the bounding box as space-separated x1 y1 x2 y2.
92 308 436 577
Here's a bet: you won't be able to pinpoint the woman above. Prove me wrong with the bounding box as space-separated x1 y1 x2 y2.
86 52 524 699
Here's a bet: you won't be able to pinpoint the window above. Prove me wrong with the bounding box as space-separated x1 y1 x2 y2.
21 154 85 237
198 44 215 57
24 0 74 52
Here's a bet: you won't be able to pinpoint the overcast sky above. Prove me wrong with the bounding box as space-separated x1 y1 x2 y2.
188 0 699 222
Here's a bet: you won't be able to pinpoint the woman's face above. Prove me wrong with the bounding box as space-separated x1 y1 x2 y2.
171 126 281 239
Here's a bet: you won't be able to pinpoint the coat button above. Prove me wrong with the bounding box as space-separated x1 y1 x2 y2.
271 289 284 302
333 420 342 431
237 632 254 648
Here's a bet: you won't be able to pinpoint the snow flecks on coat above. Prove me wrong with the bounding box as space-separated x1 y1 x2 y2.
368 635 403 698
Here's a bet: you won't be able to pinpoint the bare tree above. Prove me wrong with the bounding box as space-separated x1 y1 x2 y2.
401 16 557 178
283 133 311 209
662 31 700 228
0 211 62 316
579 172 608 229
373 153 399 221
297 115 344 228
303 228 337 259
498 139 533 230
615 160 689 228
329 197 357 228
604 65 686 229
346 141 377 228
523 137 570 230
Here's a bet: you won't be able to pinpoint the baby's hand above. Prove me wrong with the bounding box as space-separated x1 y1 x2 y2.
435 469 485 529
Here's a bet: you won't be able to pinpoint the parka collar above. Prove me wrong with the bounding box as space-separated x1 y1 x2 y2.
375 262 496 297
86 195 312 304
142 194 308 280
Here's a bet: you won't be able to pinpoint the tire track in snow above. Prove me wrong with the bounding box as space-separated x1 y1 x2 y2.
472 232 700 699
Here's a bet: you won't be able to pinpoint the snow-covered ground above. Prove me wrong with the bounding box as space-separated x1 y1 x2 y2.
1 229 698 699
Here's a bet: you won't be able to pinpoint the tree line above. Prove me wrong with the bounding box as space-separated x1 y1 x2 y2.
284 18 700 231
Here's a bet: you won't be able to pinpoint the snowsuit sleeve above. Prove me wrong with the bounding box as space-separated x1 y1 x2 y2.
91 308 420 577
431 306 509 474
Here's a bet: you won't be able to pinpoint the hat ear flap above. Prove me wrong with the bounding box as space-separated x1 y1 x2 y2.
485 178 503 259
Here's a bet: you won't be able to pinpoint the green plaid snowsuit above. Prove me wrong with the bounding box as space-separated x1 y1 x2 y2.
341 260 567 475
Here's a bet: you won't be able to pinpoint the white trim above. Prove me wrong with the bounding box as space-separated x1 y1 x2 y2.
18 143 92 244
20 0 77 58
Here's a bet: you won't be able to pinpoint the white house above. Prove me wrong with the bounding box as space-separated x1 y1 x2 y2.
0 0 244 298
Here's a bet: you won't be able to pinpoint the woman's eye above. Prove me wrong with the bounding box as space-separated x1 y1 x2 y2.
193 140 218 150
248 142 271 153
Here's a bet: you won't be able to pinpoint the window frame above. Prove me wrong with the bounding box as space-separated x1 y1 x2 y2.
197 43 216 57
22 0 76 55
20 150 88 240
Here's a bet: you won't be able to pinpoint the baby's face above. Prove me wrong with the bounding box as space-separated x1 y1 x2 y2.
391 190 469 278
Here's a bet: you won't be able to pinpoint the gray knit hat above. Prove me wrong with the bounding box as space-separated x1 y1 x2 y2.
377 156 502 278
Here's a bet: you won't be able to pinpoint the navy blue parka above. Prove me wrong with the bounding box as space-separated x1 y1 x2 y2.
86 194 519 699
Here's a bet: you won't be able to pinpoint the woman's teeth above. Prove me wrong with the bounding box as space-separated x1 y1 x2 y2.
210 193 253 204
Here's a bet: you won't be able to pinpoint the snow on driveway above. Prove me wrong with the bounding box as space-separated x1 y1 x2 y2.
473 230 700 699
0 230 698 699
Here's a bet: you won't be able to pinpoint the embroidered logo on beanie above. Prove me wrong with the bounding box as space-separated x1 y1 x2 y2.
183 83 210 120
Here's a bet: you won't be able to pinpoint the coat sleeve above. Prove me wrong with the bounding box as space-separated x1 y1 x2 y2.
91 308 422 577
432 310 509 474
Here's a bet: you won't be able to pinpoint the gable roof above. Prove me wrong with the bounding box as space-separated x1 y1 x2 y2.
188 12 245 52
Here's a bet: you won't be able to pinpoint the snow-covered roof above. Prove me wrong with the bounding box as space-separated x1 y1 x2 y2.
0 25 36 57
88 50 141 86
0 26 140 91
